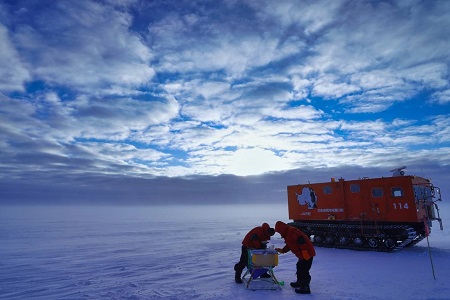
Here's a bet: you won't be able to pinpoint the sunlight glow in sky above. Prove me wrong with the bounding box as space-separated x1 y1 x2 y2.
0 0 449 204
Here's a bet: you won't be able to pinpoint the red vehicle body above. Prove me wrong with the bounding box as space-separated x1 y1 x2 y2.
287 167 443 251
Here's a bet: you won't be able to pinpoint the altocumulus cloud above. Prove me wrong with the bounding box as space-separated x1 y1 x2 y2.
0 0 449 204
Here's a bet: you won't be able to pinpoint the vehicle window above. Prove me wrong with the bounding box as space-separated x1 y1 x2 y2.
414 185 433 201
323 186 332 194
350 184 360 193
372 188 383 197
392 187 403 197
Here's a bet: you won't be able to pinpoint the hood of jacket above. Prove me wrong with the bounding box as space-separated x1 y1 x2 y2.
275 221 288 237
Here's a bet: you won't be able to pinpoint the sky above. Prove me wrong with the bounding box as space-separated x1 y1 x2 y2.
1 0 449 204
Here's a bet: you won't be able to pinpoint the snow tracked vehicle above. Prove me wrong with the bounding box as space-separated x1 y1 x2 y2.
287 167 443 252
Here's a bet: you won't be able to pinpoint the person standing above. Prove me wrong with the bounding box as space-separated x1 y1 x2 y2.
234 222 275 283
275 220 316 294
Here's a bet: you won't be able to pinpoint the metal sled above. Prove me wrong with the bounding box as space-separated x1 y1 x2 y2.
241 249 282 290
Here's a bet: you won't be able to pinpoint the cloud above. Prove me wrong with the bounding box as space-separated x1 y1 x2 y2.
71 95 180 139
312 75 360 99
431 90 450 105
265 105 323 120
148 6 295 76
1 163 449 206
0 93 179 179
11 0 154 94
0 0 449 205
0 23 30 91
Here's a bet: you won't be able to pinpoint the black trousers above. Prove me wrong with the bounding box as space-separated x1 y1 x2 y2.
296 257 313 285
234 245 248 274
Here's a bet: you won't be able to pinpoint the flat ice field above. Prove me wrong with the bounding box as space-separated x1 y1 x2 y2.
1 204 449 300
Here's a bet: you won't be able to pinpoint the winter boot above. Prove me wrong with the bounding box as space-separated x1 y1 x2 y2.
235 271 243 284
290 281 302 288
295 285 311 294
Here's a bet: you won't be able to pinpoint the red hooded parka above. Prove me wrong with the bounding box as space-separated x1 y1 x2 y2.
242 223 272 249
275 221 316 260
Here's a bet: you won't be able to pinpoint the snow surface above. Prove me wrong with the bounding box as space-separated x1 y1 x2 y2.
1 204 449 300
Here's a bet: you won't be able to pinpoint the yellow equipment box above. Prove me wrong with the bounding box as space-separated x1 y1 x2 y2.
249 249 278 267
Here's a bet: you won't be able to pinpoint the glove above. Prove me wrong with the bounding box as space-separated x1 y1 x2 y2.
275 248 284 254
302 249 311 260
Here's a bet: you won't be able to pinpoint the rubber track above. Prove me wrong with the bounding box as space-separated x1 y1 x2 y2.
289 222 422 252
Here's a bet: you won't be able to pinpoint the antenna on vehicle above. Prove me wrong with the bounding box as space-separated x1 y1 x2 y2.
389 166 406 177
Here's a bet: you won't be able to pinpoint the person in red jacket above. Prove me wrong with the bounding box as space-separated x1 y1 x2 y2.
275 221 316 294
234 222 275 283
